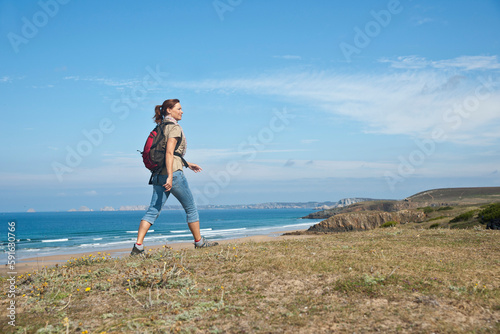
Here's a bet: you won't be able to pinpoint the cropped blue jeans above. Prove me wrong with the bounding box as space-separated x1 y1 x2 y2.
142 170 199 224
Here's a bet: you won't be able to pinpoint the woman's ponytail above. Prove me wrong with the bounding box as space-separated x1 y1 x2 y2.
153 99 180 124
153 105 163 124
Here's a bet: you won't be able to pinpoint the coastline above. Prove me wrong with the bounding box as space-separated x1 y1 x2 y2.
1 229 311 276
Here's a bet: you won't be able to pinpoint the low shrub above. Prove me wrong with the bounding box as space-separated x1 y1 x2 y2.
380 221 398 228
437 206 453 211
479 203 500 223
421 207 435 214
429 223 440 229
450 210 477 223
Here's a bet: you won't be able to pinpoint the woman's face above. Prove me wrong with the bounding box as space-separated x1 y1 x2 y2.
168 103 183 121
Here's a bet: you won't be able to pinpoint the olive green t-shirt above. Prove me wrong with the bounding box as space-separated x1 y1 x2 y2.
159 123 186 175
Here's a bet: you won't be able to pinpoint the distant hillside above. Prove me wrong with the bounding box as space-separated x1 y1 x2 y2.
97 199 373 212
406 187 500 205
198 199 371 210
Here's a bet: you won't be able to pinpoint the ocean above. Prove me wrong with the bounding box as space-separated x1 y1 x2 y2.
0 209 318 262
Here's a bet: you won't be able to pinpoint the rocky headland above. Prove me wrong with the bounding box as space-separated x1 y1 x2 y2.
306 210 426 233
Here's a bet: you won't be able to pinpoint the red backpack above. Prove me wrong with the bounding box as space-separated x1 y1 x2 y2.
139 121 187 174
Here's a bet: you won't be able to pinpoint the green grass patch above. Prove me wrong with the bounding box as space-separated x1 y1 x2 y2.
380 221 398 228
427 215 447 222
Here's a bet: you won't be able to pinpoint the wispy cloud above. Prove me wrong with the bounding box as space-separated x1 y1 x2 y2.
187 148 305 163
412 17 434 26
300 139 319 145
171 56 500 145
273 55 302 60
63 75 141 87
379 55 500 71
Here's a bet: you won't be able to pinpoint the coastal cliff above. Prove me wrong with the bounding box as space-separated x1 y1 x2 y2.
306 209 426 233
302 200 412 219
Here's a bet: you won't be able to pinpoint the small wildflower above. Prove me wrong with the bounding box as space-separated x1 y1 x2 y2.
85 287 91 292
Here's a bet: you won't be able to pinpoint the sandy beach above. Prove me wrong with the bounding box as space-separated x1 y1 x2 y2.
1 230 311 276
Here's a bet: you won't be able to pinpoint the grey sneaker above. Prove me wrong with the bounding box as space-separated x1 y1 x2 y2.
130 244 145 256
194 237 219 249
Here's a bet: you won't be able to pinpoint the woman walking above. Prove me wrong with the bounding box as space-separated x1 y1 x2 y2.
131 99 218 255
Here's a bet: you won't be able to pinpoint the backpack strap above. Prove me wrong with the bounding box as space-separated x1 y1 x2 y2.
174 152 189 168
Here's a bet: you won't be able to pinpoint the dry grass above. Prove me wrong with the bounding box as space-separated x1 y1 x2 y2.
1 228 499 333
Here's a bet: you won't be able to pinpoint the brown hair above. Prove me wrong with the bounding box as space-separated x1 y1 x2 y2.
154 99 180 124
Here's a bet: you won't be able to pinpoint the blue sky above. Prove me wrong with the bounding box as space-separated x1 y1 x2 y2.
1 0 500 212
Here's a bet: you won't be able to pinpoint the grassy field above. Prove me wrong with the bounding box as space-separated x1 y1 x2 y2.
1 227 499 333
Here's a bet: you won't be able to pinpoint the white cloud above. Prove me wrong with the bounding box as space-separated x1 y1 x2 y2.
187 148 305 163
63 75 141 87
380 55 500 71
412 17 434 26
273 55 302 60
300 139 319 144
171 56 500 145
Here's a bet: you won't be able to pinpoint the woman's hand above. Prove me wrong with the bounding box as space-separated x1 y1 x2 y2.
188 162 202 173
163 176 173 192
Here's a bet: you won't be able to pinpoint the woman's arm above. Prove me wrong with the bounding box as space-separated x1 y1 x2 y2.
163 137 178 191
187 162 203 173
